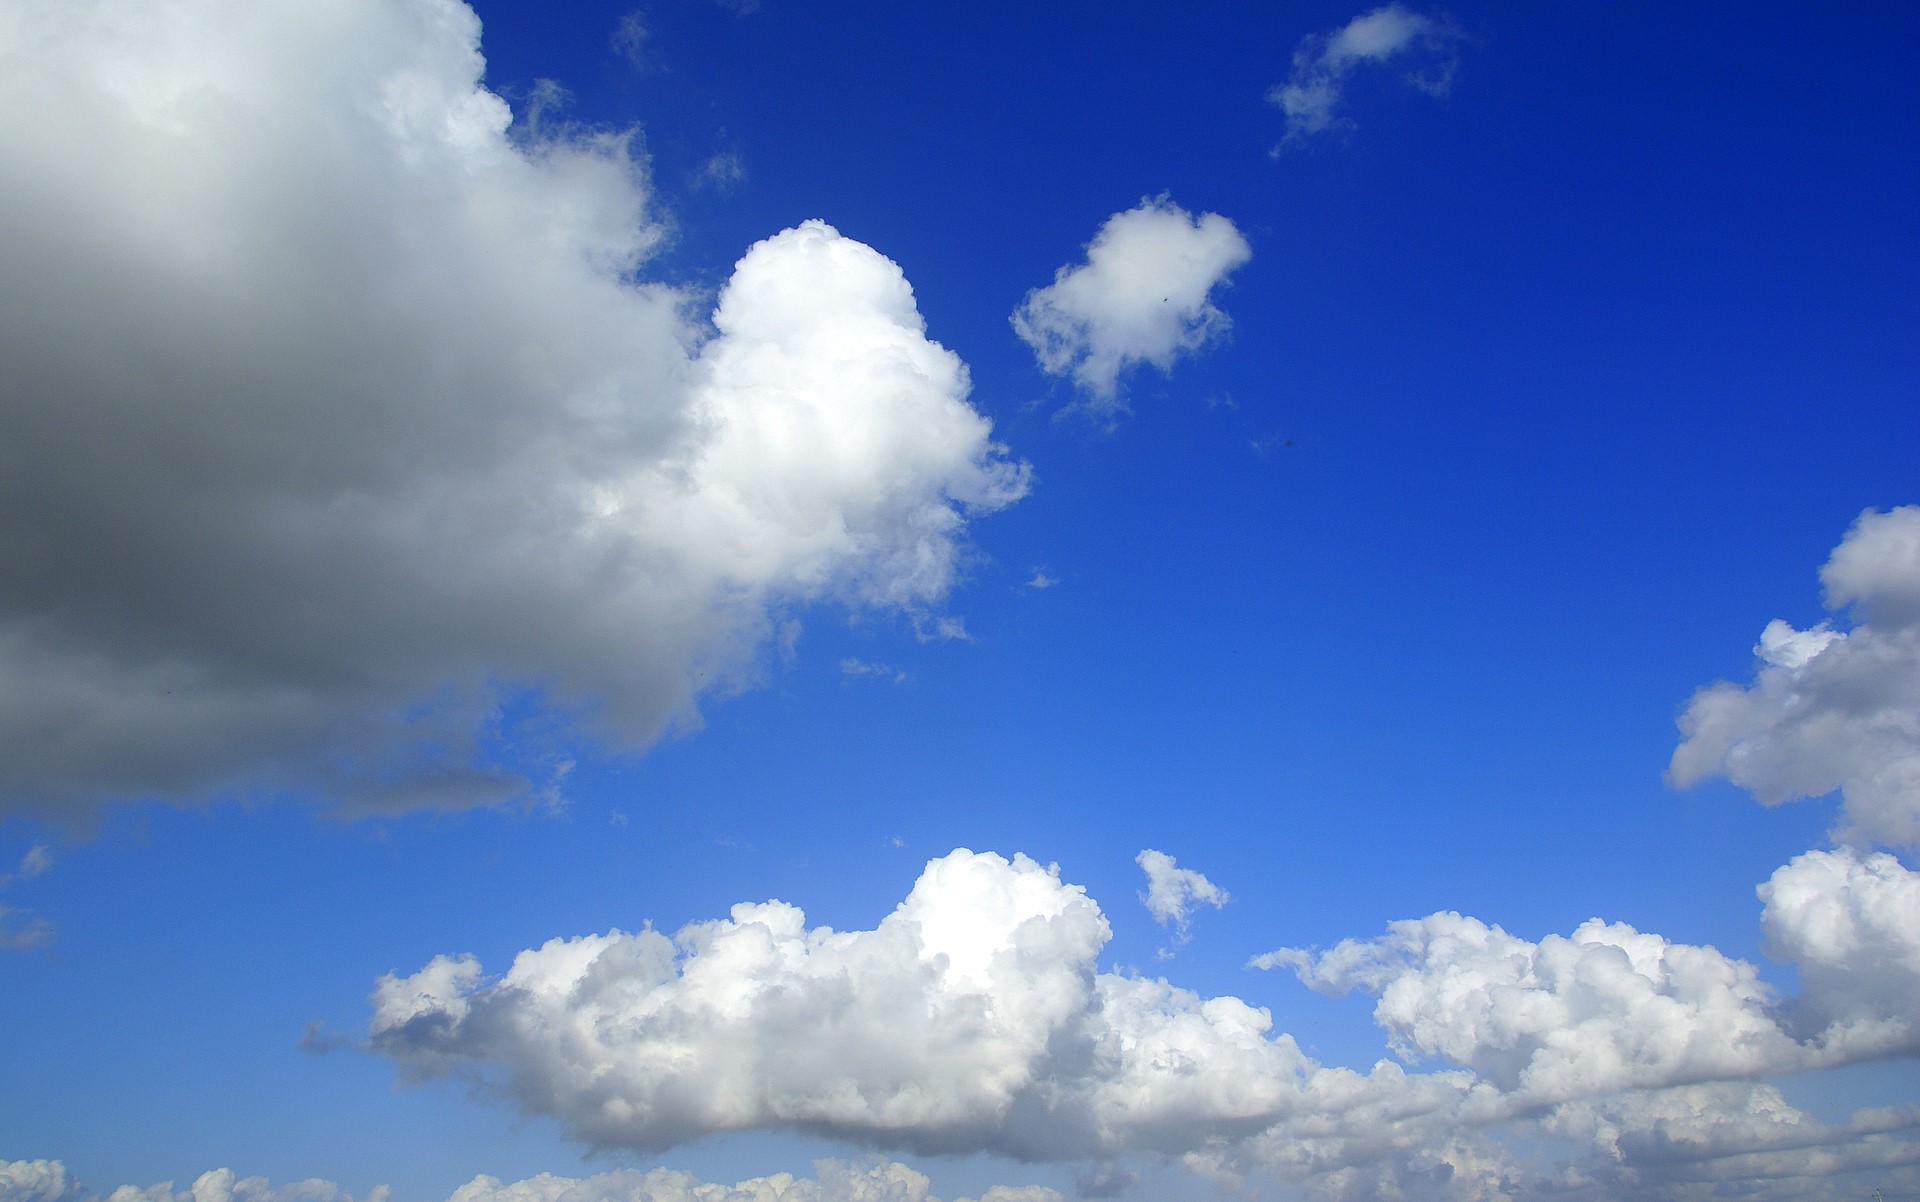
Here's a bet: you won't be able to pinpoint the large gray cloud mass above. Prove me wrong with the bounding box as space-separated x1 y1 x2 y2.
0 0 1026 817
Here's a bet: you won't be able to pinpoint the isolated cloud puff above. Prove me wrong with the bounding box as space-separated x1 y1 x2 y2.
0 0 1025 818
370 847 1920 1196
1011 197 1250 407
0 1161 1055 1202
1135 849 1228 942
1670 506 1920 847
1269 3 1462 145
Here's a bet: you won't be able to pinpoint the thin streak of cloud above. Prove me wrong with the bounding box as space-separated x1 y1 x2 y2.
1269 3 1463 148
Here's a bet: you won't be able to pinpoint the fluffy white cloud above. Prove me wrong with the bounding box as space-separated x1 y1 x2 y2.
0 0 1024 817
0 1162 1056 1202
1256 911 1806 1103
1670 506 1920 847
368 846 1920 1197
0 1165 379 1202
1269 4 1462 145
1011 197 1250 407
371 849 1311 1159
0 1161 75 1202
1759 847 1920 1054
1134 849 1228 942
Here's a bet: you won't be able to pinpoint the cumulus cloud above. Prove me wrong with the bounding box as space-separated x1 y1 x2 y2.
0 1161 76 1202
1011 197 1250 408
1257 911 1806 1102
370 848 1310 1159
1670 506 1920 847
0 0 1025 819
1269 4 1462 146
1759 847 1920 1052
1134 849 1227 945
368 847 1920 1196
0 1164 378 1202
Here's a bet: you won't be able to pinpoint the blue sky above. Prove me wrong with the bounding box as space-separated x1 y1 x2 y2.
1 2 1917 1201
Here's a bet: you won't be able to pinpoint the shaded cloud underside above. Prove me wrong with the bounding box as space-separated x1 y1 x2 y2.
0 0 1025 819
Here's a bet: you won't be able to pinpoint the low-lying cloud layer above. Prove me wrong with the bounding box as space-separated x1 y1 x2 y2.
0 0 1025 818
1671 506 1920 847
0 1160 1055 1202
1012 197 1250 408
371 837 1920 1197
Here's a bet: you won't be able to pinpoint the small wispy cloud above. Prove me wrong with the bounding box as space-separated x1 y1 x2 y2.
1024 568 1058 591
1136 848 1229 954
692 149 747 193
1269 3 1463 148
612 10 652 69
0 844 55 951
840 658 908 685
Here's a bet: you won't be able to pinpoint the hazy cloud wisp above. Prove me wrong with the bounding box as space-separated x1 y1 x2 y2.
1269 3 1463 146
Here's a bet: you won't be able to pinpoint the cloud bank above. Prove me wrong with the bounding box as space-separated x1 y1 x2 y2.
0 0 1025 818
1269 4 1462 145
370 845 1920 1197
1011 197 1250 408
0 1160 1055 1202
1670 506 1920 847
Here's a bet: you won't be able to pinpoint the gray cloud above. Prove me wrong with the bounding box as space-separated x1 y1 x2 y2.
1670 506 1920 847
0 0 1025 819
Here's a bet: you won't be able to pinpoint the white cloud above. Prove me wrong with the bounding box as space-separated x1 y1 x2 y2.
612 11 651 69
368 846 1920 1196
1670 506 1920 847
0 843 55 950
0 1161 1058 1202
1011 197 1250 408
1269 4 1462 146
1134 849 1228 943
1257 910 1806 1103
840 658 907 684
1759 847 1920 1053
0 844 52 886
0 0 1025 818
370 848 1315 1159
0 1161 75 1202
